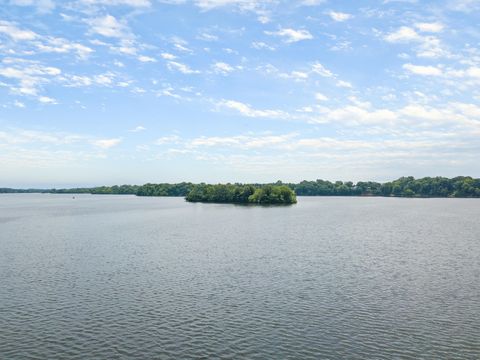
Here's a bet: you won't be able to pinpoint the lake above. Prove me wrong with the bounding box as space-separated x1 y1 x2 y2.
0 194 479 359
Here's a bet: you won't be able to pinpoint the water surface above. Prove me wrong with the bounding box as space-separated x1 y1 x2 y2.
0 194 479 359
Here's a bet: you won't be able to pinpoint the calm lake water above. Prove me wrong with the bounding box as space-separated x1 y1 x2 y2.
0 194 479 359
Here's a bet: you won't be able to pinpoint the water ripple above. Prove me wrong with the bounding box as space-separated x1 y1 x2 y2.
0 195 479 359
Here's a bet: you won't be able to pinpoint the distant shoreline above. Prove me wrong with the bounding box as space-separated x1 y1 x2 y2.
2 193 478 200
1 176 480 198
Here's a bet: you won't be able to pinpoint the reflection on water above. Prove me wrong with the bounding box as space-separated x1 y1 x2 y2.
0 194 479 359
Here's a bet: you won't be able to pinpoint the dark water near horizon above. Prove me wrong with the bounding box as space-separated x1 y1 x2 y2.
0 194 479 359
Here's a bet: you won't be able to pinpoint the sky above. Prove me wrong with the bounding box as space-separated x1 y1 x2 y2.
0 0 480 187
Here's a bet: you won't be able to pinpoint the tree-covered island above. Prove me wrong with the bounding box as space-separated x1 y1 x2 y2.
185 184 297 204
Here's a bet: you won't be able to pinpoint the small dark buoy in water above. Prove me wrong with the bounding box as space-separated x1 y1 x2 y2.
72 196 75 199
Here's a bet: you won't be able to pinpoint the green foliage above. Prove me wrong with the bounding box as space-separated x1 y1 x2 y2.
47 183 192 196
0 188 50 193
135 183 193 197
291 179 378 196
287 176 480 198
50 185 139 195
248 185 297 204
185 184 296 204
2 176 480 198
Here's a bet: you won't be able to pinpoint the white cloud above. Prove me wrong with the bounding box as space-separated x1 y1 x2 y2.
131 86 145 93
384 23 452 58
193 0 269 12
130 126 146 132
384 26 450 58
92 138 122 148
301 0 326 5
315 93 328 101
38 96 57 104
318 105 397 126
400 104 447 121
14 100 25 108
112 39 138 55
9 0 55 13
87 15 128 38
252 41 275 50
336 80 353 88
63 72 120 88
161 52 177 60
0 129 84 145
279 71 309 81
311 62 334 77
258 61 354 89
212 62 235 74
0 62 61 96
0 20 38 41
257 15 271 24
265 28 313 43
173 43 193 53
467 67 480 78
80 0 151 6
189 0 274 24
328 11 352 22
448 0 480 12
217 99 289 119
383 0 418 3
415 22 444 33
36 37 94 60
403 63 442 76
189 133 297 149
0 22 94 60
155 135 181 145
330 40 352 52
197 32 218 41
384 26 421 42
416 36 450 58
168 36 192 53
167 61 200 74
138 55 156 62
94 72 115 85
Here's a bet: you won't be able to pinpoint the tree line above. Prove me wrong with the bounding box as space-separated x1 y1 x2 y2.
2 176 480 198
289 176 480 197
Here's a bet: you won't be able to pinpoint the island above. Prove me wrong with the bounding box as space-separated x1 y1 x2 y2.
185 184 297 205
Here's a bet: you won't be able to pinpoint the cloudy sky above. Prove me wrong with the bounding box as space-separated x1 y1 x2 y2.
0 0 479 187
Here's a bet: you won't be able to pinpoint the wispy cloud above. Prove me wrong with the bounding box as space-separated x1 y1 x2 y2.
0 20 38 41
92 138 122 148
86 15 130 38
137 55 156 62
130 126 146 132
327 11 353 22
9 0 55 13
415 22 444 33
80 0 151 6
217 99 290 119
403 63 442 76
265 28 313 43
167 61 200 74
212 61 236 75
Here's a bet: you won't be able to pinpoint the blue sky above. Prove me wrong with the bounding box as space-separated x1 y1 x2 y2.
1 0 479 187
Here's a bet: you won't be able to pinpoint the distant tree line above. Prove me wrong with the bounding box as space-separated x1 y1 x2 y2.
185 184 297 204
288 176 480 197
136 183 193 197
0 188 50 193
2 177 480 198
3 183 194 196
